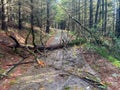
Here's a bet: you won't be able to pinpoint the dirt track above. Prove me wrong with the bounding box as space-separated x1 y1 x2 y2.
9 30 103 90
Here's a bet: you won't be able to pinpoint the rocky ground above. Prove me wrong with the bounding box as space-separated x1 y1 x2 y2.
0 30 120 90
9 48 102 90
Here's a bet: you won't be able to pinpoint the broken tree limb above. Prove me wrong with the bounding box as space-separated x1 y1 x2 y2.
0 57 26 79
26 47 46 67
7 41 64 51
8 35 20 47
7 61 36 66
57 3 101 44
50 65 106 89
5 31 21 49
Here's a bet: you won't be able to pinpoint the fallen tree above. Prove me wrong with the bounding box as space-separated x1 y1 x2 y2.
6 31 69 51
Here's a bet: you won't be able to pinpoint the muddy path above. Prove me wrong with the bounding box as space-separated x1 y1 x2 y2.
9 30 105 90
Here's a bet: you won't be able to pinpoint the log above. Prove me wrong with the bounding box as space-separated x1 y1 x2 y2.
8 42 65 51
6 31 78 51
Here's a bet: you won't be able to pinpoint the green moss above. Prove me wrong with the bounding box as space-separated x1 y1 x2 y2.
108 56 120 68
9 79 18 85
84 44 120 68
0 53 5 58
0 68 5 73
69 38 87 46
64 86 70 90
94 46 109 58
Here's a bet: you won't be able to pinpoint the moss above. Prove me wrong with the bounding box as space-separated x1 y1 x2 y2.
94 46 109 58
96 47 120 68
64 86 70 90
0 68 5 73
9 79 18 85
86 44 120 68
108 56 120 68
68 38 87 46
0 53 5 58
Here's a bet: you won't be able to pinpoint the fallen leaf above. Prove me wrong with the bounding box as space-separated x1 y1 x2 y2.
37 59 45 67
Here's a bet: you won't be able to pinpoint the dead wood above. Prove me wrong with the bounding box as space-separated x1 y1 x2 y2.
0 57 26 79
8 39 65 51
50 65 106 89
7 61 36 66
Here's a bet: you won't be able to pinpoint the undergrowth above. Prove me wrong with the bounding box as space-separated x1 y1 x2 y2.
84 43 120 68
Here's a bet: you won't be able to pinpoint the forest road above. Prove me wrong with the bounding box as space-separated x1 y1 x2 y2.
47 30 70 46
10 30 105 90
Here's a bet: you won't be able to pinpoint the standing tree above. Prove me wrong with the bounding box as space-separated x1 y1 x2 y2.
104 0 108 33
1 0 8 30
78 0 81 22
46 0 50 33
115 1 120 37
89 0 93 28
30 0 36 47
95 0 100 28
18 0 22 30
84 0 87 26
102 0 105 32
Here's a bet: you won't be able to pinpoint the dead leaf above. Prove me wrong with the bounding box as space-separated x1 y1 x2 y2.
37 59 45 67
39 87 45 90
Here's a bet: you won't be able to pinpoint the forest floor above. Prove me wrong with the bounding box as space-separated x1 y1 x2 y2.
0 29 120 90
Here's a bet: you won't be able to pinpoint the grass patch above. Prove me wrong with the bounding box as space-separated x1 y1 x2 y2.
84 43 120 68
68 38 87 46
64 86 70 90
108 56 120 68
0 68 5 73
9 79 18 85
0 53 5 58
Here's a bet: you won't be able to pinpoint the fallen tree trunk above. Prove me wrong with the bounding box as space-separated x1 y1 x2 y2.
6 31 79 51
7 43 63 51
7 34 65 51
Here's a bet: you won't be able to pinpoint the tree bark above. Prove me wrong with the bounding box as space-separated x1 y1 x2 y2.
30 0 36 47
104 0 107 34
84 0 87 26
18 1 22 30
89 0 93 29
78 0 81 22
1 0 8 30
102 0 105 33
115 7 120 37
46 0 50 33
95 0 100 28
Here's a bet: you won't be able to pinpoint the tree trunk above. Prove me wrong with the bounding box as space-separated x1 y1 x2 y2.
1 0 8 30
46 0 50 33
115 7 120 38
89 0 93 29
18 1 22 30
84 0 87 26
30 0 36 47
78 0 81 22
95 0 100 28
104 0 107 34
102 0 105 33
98 0 102 23
71 0 75 31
